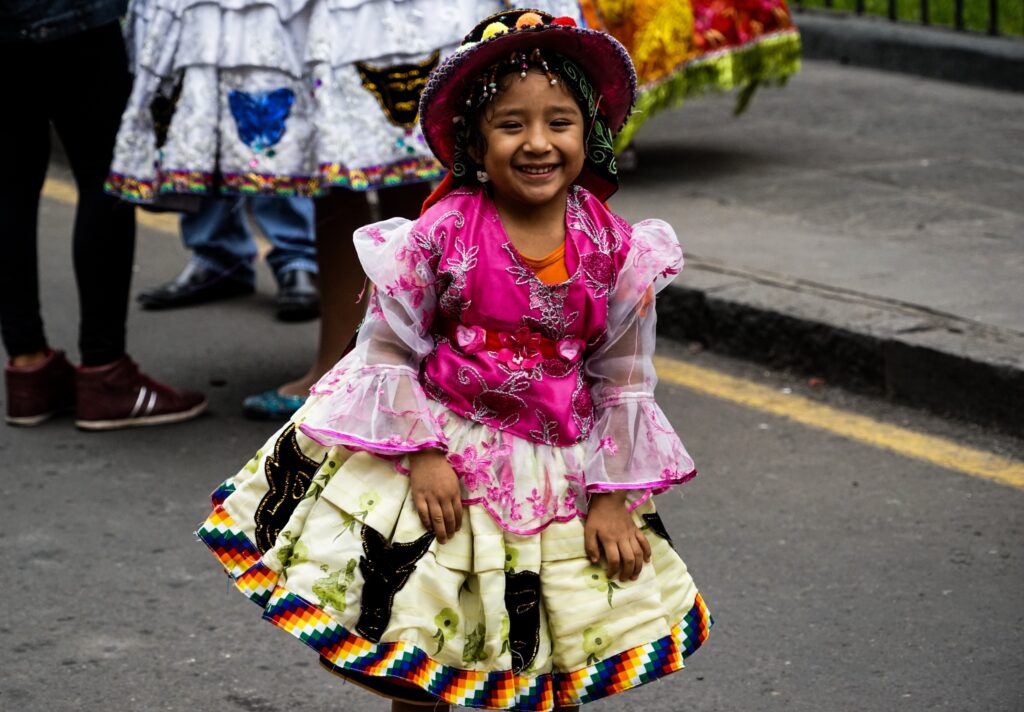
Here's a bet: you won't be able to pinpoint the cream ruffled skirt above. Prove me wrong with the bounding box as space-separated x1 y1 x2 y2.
198 405 711 710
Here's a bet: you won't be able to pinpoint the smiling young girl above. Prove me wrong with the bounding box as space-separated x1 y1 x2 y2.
198 10 710 711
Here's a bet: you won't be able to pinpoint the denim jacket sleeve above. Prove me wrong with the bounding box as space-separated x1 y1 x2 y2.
0 0 128 43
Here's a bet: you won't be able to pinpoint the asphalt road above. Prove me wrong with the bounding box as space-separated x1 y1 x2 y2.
3 72 1023 712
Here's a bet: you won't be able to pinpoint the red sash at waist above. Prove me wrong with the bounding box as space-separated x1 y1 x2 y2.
435 319 586 367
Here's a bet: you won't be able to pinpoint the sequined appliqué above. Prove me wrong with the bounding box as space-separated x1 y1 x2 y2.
642 512 674 547
355 525 434 642
228 88 296 151
504 569 542 674
254 423 326 553
356 51 440 129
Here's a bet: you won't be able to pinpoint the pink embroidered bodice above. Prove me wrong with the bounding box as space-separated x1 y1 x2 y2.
416 185 628 446
298 184 697 534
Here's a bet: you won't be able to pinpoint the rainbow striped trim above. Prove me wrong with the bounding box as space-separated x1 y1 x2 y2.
219 172 321 198
319 157 443 191
196 505 712 710
158 169 213 195
197 504 260 579
210 481 236 507
104 173 156 203
105 156 443 204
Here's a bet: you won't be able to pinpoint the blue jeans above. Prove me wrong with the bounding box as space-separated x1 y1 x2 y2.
181 195 317 285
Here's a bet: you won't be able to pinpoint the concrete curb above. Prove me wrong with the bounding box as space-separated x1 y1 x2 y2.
794 10 1024 91
657 260 1024 437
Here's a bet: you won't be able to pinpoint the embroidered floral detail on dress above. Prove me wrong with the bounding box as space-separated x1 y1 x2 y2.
437 235 478 318
505 248 578 340
243 449 263 474
348 491 380 521
312 559 358 613
584 563 622 608
486 463 522 521
526 488 550 518
495 327 543 371
571 376 595 436
528 410 561 447
275 531 309 569
581 252 616 295
582 625 613 665
499 613 511 656
462 621 488 664
599 436 618 455
433 608 460 654
503 546 519 572
447 444 493 490
566 187 625 298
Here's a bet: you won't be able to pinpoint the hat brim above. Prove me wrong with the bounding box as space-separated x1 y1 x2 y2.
420 22 637 171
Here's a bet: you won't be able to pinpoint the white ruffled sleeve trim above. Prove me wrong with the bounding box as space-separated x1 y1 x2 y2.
299 218 447 456
583 219 697 494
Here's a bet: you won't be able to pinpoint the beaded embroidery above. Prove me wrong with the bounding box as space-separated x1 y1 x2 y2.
356 51 441 129
228 88 296 152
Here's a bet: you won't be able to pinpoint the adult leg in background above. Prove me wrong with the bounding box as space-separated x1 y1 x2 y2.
241 187 369 418
250 195 319 321
137 195 256 309
273 187 372 398
252 195 318 280
243 180 431 418
0 34 80 426
182 196 257 283
48 21 137 367
0 39 51 364
51 21 206 428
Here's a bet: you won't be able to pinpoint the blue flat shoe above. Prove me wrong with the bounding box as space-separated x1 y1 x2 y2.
242 389 307 421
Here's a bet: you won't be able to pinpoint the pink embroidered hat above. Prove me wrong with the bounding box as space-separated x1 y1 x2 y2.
418 9 638 201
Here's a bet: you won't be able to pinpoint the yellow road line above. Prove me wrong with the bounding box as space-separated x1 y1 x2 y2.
654 355 1024 489
43 177 177 235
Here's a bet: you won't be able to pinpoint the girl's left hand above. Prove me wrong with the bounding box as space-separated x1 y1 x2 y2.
584 492 652 582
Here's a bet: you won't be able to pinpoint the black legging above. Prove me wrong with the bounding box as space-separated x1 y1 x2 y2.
0 21 135 366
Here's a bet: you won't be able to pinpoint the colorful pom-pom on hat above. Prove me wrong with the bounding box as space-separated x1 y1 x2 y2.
482 21 509 39
419 8 637 201
515 12 545 28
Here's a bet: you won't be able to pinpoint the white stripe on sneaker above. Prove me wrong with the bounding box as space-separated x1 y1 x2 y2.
130 386 148 417
144 390 157 416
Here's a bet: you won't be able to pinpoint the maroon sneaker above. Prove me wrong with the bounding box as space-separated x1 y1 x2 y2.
5 349 76 426
75 355 207 430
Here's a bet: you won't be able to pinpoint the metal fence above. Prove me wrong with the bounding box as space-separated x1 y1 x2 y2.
793 0 1024 35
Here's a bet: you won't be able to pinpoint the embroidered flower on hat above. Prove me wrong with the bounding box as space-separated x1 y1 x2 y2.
551 16 578 26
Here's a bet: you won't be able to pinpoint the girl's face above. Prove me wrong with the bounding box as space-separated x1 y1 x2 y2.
475 70 586 213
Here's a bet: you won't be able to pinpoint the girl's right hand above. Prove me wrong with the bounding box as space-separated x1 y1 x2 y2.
409 449 463 544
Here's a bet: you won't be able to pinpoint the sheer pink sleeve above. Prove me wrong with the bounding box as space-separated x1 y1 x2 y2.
299 217 447 456
582 219 697 495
